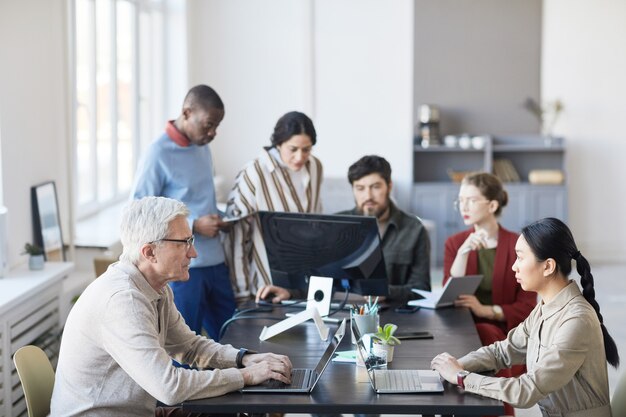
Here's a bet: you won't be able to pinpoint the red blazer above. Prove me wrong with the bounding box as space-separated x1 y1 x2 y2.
443 225 536 332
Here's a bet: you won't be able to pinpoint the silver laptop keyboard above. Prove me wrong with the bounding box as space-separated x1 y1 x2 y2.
266 368 309 389
375 370 423 391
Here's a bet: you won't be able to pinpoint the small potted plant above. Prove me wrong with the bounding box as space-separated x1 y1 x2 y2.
371 323 401 362
23 243 45 270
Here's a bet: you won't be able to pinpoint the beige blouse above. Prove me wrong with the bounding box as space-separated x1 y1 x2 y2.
459 281 612 417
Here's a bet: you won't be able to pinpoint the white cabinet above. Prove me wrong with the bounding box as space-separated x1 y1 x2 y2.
0 262 73 417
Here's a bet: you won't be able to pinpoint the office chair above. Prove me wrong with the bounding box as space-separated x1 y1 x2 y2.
13 345 55 417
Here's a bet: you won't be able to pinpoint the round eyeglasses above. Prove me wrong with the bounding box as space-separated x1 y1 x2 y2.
453 198 490 211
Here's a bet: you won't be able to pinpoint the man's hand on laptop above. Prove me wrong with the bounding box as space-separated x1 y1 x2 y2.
256 285 291 304
239 353 293 386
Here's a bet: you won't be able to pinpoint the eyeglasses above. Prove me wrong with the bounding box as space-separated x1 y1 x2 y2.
453 198 490 211
150 235 195 250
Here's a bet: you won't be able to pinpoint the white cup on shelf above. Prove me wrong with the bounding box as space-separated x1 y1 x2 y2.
444 135 458 147
458 134 471 149
471 135 487 149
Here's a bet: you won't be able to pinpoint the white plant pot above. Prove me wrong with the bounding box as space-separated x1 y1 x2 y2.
29 254 45 270
372 342 394 363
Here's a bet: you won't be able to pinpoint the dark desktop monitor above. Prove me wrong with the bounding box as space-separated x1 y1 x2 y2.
257 211 389 296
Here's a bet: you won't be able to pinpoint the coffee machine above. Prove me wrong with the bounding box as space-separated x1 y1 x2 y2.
417 104 441 148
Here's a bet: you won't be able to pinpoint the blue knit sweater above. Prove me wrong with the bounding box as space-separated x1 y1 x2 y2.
131 133 224 267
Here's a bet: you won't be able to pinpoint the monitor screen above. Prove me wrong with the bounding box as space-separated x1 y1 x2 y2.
258 211 389 296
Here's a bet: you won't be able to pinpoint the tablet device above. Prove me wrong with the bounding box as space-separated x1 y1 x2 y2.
408 275 483 309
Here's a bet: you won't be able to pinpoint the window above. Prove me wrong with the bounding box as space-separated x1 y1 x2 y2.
73 0 166 218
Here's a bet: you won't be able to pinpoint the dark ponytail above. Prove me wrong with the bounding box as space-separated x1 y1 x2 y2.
522 218 620 368
573 251 620 368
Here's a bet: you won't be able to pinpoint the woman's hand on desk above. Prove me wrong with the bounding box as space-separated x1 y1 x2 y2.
256 285 291 303
431 352 463 385
454 295 492 319
239 353 293 386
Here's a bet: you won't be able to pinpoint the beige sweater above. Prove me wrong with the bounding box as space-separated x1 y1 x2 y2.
50 262 244 417
459 281 611 417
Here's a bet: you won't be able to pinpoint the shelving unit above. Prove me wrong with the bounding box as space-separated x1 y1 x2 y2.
411 135 568 266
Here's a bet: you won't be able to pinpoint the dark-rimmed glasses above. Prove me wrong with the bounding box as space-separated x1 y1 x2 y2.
150 235 195 250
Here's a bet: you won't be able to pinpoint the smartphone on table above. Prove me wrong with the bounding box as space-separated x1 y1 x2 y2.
395 331 434 340
394 303 420 314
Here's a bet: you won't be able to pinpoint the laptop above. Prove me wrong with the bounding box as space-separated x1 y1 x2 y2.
408 275 483 309
241 319 346 393
352 319 444 393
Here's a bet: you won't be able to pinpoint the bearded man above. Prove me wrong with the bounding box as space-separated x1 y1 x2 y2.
336 155 431 302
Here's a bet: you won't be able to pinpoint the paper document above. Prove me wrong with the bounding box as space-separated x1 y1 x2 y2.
408 275 483 309
332 350 357 363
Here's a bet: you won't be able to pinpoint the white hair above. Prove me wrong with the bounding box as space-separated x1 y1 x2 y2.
119 197 190 264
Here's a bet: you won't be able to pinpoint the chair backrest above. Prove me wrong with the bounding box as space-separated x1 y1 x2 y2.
13 345 55 417
612 367 626 417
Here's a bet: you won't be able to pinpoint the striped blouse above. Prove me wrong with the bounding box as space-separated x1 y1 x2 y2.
224 148 323 299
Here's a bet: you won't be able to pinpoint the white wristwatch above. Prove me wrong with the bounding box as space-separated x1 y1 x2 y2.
492 305 504 321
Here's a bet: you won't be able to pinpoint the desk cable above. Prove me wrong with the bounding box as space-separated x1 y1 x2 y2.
219 292 349 340
327 279 351 317
218 304 295 341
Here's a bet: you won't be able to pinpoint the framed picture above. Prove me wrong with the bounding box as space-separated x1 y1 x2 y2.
31 181 65 261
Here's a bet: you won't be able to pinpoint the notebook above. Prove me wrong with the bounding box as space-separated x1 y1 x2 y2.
241 319 346 393
408 275 483 309
352 319 444 393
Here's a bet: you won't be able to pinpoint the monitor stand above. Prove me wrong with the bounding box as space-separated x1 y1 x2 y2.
259 307 330 341
258 276 334 341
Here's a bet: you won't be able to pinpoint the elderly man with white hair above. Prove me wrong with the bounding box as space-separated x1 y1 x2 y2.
51 196 292 417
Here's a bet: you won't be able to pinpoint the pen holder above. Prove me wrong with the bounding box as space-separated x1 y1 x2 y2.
351 313 379 344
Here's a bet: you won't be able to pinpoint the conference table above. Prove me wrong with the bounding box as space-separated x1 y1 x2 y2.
183 302 504 416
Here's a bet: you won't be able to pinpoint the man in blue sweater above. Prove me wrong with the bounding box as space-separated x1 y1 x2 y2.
131 84 235 341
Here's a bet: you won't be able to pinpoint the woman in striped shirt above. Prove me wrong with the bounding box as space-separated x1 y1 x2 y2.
224 111 323 299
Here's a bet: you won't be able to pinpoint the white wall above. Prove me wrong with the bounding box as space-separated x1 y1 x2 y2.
314 0 414 208
543 0 626 261
0 0 71 268
414 0 542 136
187 0 414 209
187 0 315 194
